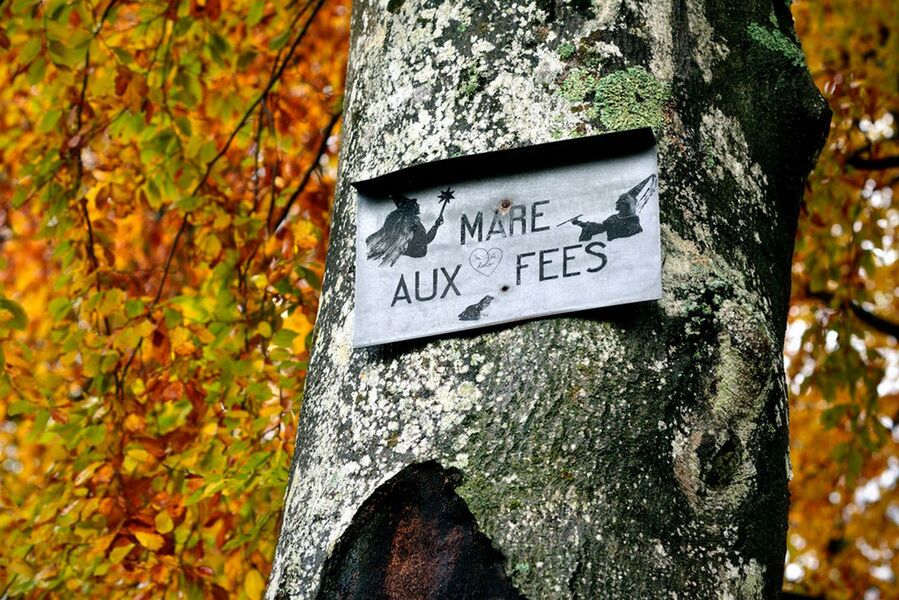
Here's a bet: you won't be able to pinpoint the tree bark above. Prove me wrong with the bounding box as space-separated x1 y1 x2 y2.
269 1 830 598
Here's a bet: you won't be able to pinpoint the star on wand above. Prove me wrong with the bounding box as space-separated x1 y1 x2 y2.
437 186 454 220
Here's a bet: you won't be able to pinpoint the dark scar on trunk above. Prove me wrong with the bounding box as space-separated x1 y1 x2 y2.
315 462 525 599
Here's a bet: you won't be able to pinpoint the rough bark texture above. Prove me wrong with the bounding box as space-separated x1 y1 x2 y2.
269 1 829 598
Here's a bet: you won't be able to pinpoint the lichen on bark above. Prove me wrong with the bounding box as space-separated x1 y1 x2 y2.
268 1 829 598
593 66 668 130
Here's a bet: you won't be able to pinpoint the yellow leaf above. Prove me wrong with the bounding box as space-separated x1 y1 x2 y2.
244 569 266 600
131 378 146 398
155 510 174 534
90 533 116 557
98 289 125 318
213 212 232 229
259 403 282 418
126 447 152 463
84 184 102 205
109 543 134 564
124 413 145 433
199 234 222 257
135 530 164 551
74 461 103 486
282 309 312 354
250 274 268 290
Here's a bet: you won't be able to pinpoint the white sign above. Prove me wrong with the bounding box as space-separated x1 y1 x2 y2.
352 128 661 347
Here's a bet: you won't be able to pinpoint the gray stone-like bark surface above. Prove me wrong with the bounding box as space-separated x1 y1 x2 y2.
269 1 829 598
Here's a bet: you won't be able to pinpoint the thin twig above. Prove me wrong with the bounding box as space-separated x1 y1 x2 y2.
76 51 99 273
236 111 340 294
270 110 341 233
251 96 268 212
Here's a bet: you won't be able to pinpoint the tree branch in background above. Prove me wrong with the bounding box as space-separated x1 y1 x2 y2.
74 0 119 274
270 110 342 233
150 0 326 305
234 110 341 317
123 0 328 384
847 154 899 170
807 288 899 339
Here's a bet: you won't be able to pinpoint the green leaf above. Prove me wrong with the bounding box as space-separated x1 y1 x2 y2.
48 297 72 321
112 47 133 65
125 299 145 319
154 399 192 434
37 108 63 134
271 329 297 348
11 188 27 208
237 50 257 71
26 57 47 86
269 29 290 51
821 404 848 429
296 265 322 290
8 399 34 416
18 36 42 64
247 2 264 26
0 298 28 330
175 196 201 212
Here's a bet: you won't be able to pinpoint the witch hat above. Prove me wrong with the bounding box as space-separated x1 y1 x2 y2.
620 174 657 214
390 193 419 210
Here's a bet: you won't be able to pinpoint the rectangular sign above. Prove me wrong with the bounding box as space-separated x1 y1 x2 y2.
352 128 661 348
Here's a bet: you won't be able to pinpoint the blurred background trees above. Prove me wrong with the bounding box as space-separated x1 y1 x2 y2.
0 1 348 597
787 0 899 598
0 0 896 598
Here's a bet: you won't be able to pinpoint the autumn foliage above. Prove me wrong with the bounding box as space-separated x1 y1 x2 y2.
1 0 898 598
788 0 899 597
0 0 349 597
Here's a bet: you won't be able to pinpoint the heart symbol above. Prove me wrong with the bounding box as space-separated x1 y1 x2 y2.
469 248 503 277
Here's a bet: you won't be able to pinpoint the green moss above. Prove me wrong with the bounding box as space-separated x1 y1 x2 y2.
460 65 481 96
557 41 576 60
593 67 668 131
558 67 596 102
746 22 806 68
582 51 602 69
701 141 718 170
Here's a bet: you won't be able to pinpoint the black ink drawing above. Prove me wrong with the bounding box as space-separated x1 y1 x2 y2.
559 174 657 242
365 189 452 267
468 248 502 277
459 295 494 321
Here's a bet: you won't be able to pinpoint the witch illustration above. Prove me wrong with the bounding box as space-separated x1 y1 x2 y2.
561 174 656 242
365 189 450 267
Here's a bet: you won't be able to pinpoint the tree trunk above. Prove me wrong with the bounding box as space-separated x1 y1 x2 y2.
269 1 829 598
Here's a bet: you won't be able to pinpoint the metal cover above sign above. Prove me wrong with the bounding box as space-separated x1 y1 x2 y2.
351 128 661 348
